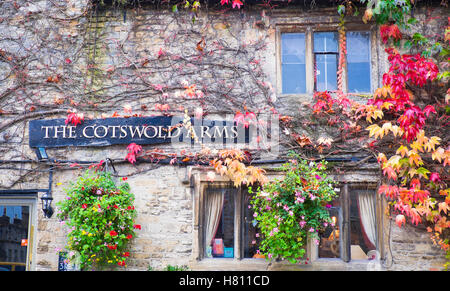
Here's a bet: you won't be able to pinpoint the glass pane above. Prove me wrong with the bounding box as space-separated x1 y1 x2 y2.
0 205 29 271
319 199 341 258
282 64 306 94
205 188 235 258
347 31 371 93
315 54 337 91
281 33 306 94
350 189 377 260
243 190 261 258
314 32 338 53
282 33 305 63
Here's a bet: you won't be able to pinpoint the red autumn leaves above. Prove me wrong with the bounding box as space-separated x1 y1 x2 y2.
368 48 438 142
380 24 402 44
125 143 142 164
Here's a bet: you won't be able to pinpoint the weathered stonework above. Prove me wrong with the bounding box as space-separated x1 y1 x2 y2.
0 0 448 271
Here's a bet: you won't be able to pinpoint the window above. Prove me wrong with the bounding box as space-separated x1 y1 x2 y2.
281 33 306 94
202 186 260 259
314 32 339 91
346 31 371 93
279 29 372 94
318 184 378 262
0 194 37 271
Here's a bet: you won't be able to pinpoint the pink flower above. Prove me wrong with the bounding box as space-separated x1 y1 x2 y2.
309 227 315 232
299 221 306 228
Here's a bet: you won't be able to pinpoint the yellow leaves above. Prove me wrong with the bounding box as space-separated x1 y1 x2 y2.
385 155 401 169
431 147 450 166
396 145 409 157
366 122 403 140
373 86 392 99
438 202 450 215
425 136 441 152
365 105 384 124
408 150 423 167
432 147 445 162
366 124 383 139
211 149 268 188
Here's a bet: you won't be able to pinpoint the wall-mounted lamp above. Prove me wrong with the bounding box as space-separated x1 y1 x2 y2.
41 192 54 218
35 147 48 160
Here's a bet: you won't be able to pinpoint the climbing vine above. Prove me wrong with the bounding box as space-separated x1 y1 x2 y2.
310 0 450 268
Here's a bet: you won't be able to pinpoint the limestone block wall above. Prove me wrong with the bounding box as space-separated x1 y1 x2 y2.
0 0 448 270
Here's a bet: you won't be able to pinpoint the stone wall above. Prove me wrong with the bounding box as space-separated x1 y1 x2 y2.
0 0 448 270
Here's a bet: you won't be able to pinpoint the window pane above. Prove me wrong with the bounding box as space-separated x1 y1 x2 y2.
0 205 29 271
315 54 337 91
319 199 341 258
281 33 306 94
204 188 235 258
243 190 261 258
350 189 377 260
314 32 338 53
347 32 371 93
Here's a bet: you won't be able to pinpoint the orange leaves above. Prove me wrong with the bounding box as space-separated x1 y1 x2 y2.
211 149 268 187
438 202 450 215
378 184 399 200
373 86 392 100
291 133 312 147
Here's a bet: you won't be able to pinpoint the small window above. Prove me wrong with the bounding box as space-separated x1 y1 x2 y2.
346 31 371 93
314 32 338 91
281 33 306 94
203 187 260 259
319 186 377 261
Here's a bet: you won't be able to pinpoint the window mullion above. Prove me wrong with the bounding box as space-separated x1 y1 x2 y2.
341 184 351 262
305 28 314 94
234 187 243 259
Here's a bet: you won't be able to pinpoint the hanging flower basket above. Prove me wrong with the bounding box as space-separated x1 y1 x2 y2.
250 152 338 264
57 170 140 270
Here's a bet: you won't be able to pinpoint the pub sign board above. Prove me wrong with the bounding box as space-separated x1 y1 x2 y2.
29 116 249 148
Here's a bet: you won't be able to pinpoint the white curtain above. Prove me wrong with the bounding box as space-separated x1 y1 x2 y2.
204 189 225 251
358 190 377 249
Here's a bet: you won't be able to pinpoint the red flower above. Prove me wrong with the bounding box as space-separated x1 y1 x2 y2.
122 177 128 181
110 230 118 236
133 224 141 230
113 205 119 209
118 261 126 267
126 234 133 239
123 252 130 257
127 206 135 210
107 244 117 250
81 204 88 209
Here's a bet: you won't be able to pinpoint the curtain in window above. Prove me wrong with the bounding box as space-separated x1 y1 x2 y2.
357 190 377 249
204 189 225 250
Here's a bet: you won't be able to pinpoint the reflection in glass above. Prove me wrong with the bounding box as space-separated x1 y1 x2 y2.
314 32 338 92
281 33 306 94
204 189 235 258
319 199 341 258
314 32 338 53
347 31 371 93
0 205 29 271
315 54 338 91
